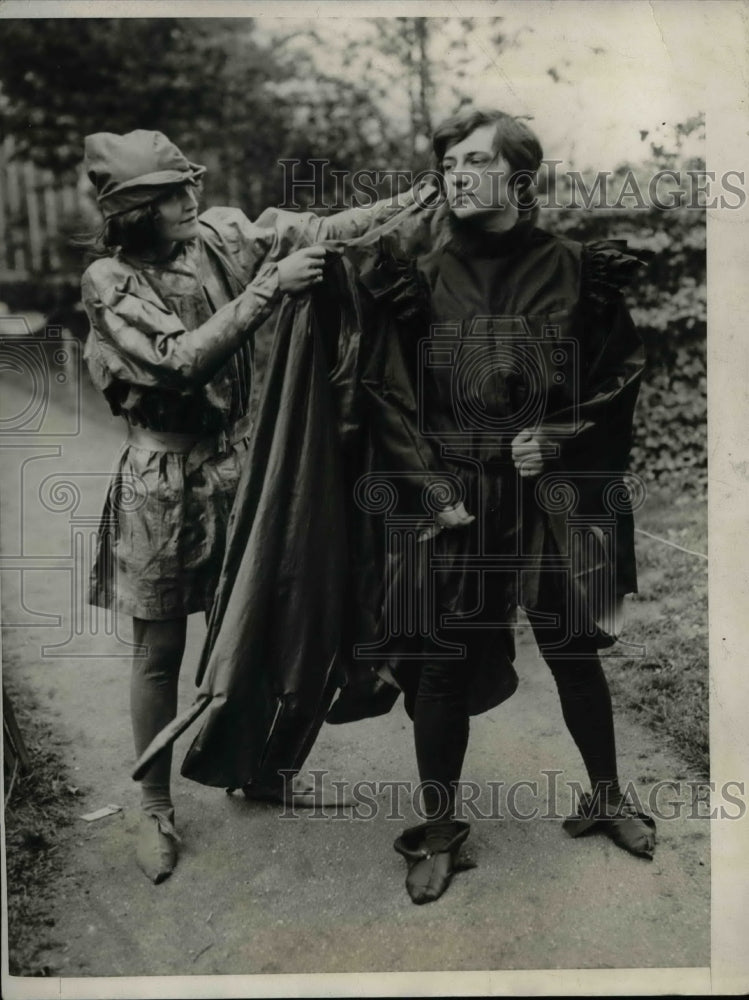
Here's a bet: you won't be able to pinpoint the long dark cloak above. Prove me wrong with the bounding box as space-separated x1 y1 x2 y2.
132 237 441 788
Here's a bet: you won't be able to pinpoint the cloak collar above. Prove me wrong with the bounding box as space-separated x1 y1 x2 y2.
445 215 535 259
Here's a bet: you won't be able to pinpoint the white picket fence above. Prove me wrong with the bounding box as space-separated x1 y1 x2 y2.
0 137 94 279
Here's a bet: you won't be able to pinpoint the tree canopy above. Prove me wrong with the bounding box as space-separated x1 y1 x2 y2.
0 18 451 212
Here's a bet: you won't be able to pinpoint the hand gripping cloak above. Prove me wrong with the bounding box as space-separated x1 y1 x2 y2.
132 232 439 788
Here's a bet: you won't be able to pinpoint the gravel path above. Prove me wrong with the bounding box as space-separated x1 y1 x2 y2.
1 358 710 981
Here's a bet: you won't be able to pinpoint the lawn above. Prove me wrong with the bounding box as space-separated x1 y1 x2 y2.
610 484 708 776
3 680 78 975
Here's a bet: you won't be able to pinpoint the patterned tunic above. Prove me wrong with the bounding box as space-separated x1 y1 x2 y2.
82 198 412 619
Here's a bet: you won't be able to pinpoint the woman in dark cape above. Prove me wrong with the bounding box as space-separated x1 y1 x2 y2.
378 109 656 904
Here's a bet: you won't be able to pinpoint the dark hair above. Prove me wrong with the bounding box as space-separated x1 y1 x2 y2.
102 201 162 254
75 180 202 261
432 109 543 219
433 109 543 173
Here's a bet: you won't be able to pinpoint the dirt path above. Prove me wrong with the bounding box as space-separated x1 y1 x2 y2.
1 367 710 978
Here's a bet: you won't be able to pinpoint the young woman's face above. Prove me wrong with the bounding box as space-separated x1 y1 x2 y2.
441 124 513 221
153 184 200 244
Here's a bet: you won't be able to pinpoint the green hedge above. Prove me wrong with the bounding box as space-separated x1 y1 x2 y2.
546 206 706 493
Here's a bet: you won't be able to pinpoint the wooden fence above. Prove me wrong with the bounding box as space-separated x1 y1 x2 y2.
0 137 94 280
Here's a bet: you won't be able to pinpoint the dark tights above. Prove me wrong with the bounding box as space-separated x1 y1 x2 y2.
411 659 472 820
404 616 620 822
131 617 187 815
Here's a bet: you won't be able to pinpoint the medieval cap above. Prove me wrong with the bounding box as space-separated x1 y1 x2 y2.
84 130 206 220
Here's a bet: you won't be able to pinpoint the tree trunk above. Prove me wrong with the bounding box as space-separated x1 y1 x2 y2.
415 18 433 139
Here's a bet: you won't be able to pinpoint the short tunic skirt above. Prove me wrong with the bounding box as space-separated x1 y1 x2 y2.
89 431 249 620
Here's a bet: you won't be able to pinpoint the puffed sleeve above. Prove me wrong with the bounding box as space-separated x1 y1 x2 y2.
537 240 650 468
81 257 280 391
197 206 276 284
252 185 435 258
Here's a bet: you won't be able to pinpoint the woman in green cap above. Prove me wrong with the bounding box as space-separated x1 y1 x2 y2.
81 128 419 884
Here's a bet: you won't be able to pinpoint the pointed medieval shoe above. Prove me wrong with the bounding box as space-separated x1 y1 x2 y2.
135 809 181 884
393 820 474 905
563 792 656 860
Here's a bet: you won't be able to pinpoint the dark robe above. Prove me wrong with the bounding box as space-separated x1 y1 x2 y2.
132 233 443 788
329 218 648 722
412 219 646 653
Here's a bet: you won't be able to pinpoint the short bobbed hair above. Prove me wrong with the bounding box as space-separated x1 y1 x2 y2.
100 180 202 255
431 109 544 223
432 108 543 176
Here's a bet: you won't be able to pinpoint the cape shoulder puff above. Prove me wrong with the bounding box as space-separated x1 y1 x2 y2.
581 239 654 307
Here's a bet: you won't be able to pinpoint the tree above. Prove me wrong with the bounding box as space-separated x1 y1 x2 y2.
261 16 510 174
0 18 410 214
368 18 435 163
0 20 243 171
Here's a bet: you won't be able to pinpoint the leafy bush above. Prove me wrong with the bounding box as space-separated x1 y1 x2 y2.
546 204 706 493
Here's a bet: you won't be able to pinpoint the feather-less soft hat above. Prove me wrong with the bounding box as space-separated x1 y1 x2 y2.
84 129 206 220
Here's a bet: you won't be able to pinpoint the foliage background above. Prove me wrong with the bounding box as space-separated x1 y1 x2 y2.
0 11 714 976
0 15 707 496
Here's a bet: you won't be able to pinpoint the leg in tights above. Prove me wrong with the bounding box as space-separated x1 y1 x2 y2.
131 616 187 816
527 609 621 803
402 657 473 824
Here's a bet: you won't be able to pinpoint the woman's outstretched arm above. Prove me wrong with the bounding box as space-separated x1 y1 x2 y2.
82 246 328 389
252 181 440 257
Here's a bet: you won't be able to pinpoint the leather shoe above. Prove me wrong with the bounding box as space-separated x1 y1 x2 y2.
136 809 180 884
563 792 656 859
393 820 474 904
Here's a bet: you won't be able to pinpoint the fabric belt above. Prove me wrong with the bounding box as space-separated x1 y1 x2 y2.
126 411 253 475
